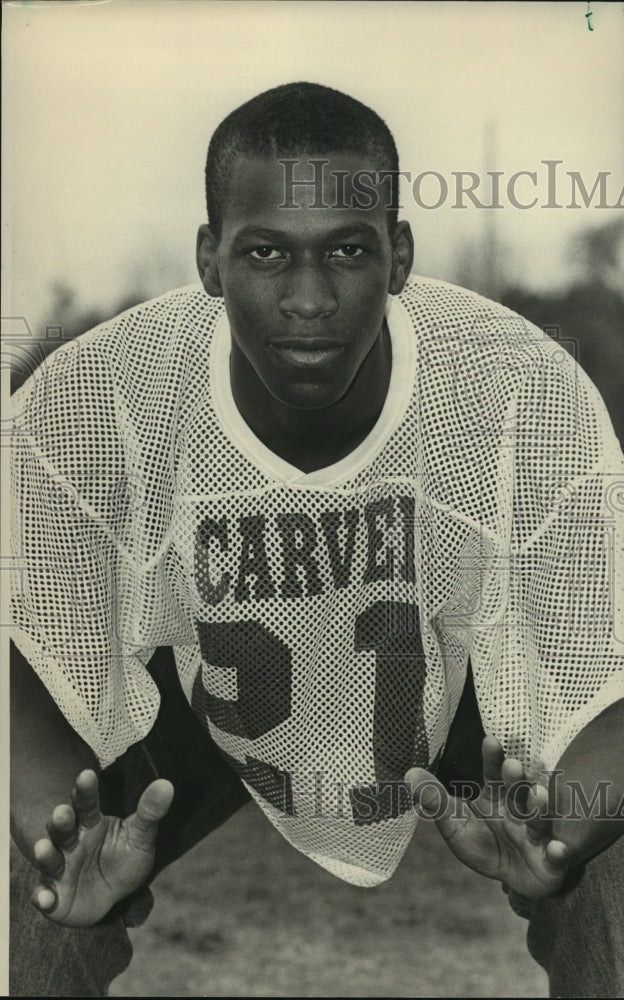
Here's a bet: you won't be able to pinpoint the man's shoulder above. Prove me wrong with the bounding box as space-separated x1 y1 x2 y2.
14 283 223 403
80 282 223 355
12 283 225 439
396 275 619 495
399 274 522 324
397 273 557 366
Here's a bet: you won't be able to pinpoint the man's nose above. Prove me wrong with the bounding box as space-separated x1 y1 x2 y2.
278 264 338 320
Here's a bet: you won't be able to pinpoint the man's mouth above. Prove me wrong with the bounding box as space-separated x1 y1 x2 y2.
269 340 344 367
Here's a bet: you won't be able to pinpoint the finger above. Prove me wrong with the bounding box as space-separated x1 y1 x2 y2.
33 838 65 881
501 757 525 788
481 736 505 785
479 737 507 805
126 779 175 850
405 767 446 817
544 839 569 876
405 768 465 838
31 885 57 914
71 769 102 830
501 759 536 819
46 803 79 851
524 783 552 843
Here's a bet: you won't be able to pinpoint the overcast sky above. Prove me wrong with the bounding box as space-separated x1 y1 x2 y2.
3 0 624 328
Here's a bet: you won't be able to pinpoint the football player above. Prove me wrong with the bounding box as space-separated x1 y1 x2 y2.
10 83 624 996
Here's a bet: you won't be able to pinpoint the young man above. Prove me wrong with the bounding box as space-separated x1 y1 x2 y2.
10 83 624 996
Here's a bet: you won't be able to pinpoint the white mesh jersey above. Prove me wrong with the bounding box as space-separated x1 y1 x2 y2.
10 277 624 887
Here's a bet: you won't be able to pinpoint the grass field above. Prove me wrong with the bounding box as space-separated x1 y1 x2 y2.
110 802 548 998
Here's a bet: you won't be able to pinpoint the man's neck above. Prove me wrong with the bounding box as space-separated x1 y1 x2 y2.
230 323 392 474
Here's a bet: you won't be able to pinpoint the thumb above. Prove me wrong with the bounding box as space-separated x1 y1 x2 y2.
544 839 570 878
126 779 174 850
405 767 451 820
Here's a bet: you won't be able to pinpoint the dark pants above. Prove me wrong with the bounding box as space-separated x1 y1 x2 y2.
509 840 624 999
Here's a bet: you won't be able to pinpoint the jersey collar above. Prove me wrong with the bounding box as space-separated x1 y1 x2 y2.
210 292 417 487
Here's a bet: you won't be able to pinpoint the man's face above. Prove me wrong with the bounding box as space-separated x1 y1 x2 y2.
198 153 412 412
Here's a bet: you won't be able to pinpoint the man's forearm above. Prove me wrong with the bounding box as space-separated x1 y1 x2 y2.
10 641 100 863
549 698 624 867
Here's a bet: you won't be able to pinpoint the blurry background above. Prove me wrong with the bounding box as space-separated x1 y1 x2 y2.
3 2 623 996
4 0 623 437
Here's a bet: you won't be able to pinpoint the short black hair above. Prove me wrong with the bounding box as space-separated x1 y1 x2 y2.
205 82 399 239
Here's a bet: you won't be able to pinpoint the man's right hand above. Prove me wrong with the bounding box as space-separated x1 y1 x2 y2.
406 737 570 899
31 770 174 927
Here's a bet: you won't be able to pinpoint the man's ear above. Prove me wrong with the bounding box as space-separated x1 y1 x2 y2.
388 221 414 295
196 224 223 297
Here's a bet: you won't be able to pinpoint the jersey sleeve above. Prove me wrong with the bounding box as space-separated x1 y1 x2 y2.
9 338 161 768
470 334 624 773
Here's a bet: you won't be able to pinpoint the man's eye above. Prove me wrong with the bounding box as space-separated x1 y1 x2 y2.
330 245 364 259
249 247 285 260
